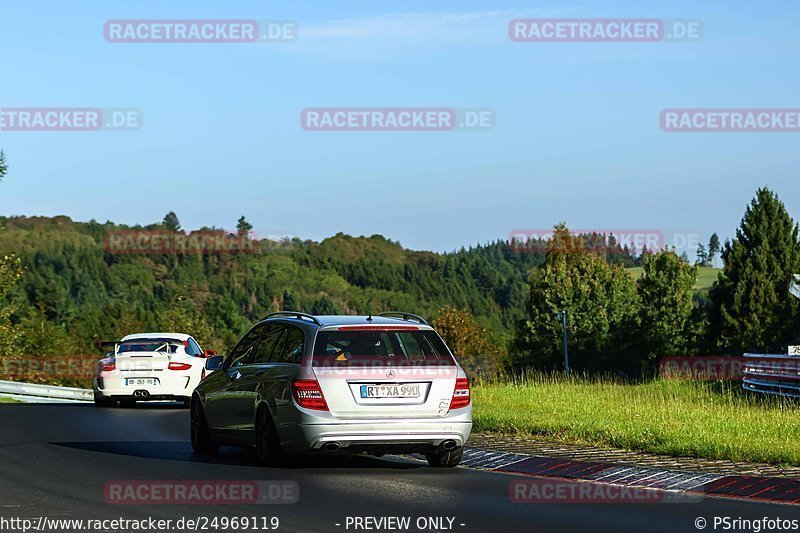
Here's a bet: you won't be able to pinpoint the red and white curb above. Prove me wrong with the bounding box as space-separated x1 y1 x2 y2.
458 448 800 505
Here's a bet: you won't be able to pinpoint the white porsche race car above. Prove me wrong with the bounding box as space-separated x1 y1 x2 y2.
93 332 216 407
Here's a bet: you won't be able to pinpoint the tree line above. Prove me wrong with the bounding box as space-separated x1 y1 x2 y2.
0 150 796 377
511 188 800 375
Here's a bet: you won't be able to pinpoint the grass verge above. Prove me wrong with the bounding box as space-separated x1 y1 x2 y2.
473 375 800 465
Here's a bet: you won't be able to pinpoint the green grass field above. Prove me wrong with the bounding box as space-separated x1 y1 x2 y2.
473 375 800 465
627 266 720 290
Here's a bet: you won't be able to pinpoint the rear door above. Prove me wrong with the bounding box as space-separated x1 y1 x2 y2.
264 324 305 428
311 326 457 419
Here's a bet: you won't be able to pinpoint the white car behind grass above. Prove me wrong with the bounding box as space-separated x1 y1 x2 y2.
93 332 216 407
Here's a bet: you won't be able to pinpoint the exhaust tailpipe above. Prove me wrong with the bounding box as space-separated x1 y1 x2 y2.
323 442 341 453
133 390 149 399
442 440 457 450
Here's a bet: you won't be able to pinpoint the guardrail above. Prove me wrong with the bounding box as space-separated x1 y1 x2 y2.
742 353 800 398
0 380 92 402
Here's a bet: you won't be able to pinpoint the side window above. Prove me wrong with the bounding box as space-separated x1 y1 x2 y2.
275 326 305 364
225 325 266 369
186 338 203 357
251 324 287 364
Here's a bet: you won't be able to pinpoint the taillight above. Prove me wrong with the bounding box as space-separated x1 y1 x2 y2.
168 362 192 371
450 377 470 410
292 379 328 411
337 325 419 331
101 360 115 371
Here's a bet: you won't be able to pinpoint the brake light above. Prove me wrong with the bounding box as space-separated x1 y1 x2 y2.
101 360 115 371
292 379 328 410
168 362 192 371
450 377 470 409
337 325 419 331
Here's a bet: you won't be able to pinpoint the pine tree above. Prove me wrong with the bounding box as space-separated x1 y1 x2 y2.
162 212 181 231
696 244 708 266
0 150 7 180
710 188 800 352
708 233 721 266
236 216 253 236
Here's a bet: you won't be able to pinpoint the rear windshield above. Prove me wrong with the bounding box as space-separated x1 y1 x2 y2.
117 340 182 354
312 329 455 367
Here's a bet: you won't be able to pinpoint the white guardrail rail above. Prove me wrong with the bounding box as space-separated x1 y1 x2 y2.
742 353 800 399
0 380 92 403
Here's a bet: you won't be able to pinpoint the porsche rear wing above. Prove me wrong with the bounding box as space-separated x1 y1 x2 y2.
97 338 185 356
98 340 121 357
98 340 121 350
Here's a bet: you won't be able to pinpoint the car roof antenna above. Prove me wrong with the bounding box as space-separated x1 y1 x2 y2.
366 312 373 322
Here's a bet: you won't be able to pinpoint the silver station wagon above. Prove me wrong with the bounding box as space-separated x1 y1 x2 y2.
191 312 472 467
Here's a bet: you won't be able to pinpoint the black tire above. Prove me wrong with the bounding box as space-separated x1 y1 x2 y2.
255 406 285 466
425 446 463 467
190 398 219 454
94 395 113 407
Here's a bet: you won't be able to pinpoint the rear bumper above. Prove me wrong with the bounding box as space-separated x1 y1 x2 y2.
281 406 473 455
94 373 196 400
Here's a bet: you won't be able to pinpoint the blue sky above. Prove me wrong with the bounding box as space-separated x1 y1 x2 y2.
1 0 799 253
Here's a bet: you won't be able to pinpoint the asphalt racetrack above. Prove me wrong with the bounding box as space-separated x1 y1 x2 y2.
2 403 799 533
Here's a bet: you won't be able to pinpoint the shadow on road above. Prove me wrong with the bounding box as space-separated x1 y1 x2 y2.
0 402 187 410
51 440 425 470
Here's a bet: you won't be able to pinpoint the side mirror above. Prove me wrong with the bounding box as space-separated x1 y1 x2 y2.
205 355 223 371
204 349 217 358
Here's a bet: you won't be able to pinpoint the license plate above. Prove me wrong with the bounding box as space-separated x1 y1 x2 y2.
360 384 420 398
125 378 158 386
